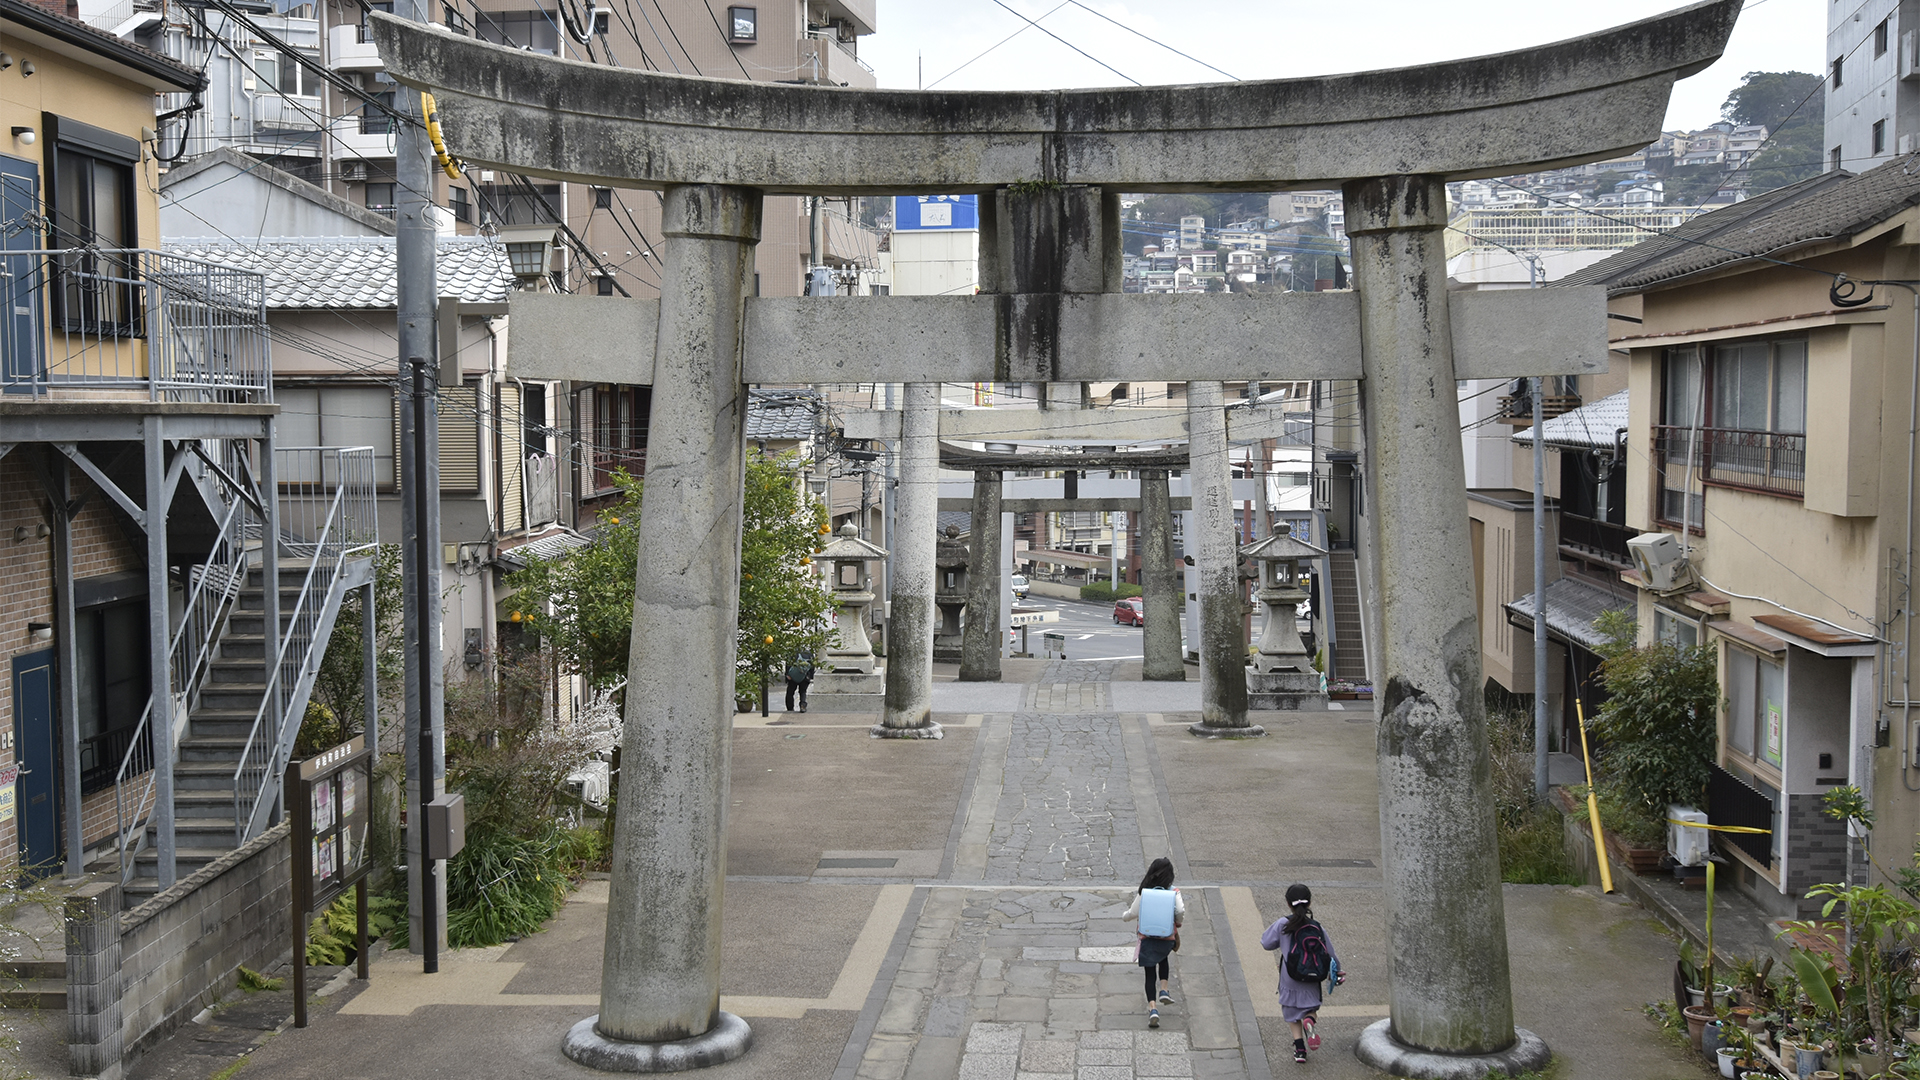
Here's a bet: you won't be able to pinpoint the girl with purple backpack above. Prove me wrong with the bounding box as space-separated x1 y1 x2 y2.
1261 883 1346 1063
1124 857 1184 1028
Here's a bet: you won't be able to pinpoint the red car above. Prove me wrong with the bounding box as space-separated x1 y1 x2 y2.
1113 597 1144 626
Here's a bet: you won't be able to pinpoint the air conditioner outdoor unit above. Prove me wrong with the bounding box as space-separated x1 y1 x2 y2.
1904 30 1920 81
1626 531 1694 593
340 161 367 182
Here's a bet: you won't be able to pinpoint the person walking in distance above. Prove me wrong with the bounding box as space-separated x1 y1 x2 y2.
1124 857 1183 1028
1261 883 1345 1063
784 650 815 712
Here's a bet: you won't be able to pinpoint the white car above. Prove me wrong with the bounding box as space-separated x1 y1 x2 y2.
1010 574 1030 599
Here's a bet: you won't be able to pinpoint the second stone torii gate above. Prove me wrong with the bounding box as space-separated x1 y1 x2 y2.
373 1 1741 1074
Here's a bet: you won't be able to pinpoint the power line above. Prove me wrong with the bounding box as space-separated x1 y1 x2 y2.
1063 1 1235 81
984 0 1137 86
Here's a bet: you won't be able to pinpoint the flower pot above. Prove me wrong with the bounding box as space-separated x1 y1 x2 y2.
1716 1046 1740 1078
1702 1021 1724 1061
1812 1072 1839 1080
1794 1046 1826 1079
1683 1005 1715 1051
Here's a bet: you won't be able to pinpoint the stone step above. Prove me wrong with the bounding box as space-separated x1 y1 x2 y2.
0 959 64 981
0 979 65 1009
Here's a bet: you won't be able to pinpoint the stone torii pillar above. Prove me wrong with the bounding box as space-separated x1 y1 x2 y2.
957 469 1003 681
879 382 941 736
1139 470 1184 681
1188 382 1256 735
564 185 758 1071
1346 175 1547 1074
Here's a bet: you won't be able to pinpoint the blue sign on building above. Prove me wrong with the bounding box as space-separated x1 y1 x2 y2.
894 195 979 231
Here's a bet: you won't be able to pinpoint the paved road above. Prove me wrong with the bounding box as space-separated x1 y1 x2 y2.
1012 596 1176 662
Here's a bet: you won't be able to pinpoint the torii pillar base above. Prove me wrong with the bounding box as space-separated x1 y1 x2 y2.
562 1013 752 1074
1354 1022 1550 1080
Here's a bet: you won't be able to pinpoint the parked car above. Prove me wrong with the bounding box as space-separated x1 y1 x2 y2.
1011 574 1030 599
1113 597 1144 626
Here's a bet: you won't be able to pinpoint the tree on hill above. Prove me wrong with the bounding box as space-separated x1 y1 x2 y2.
1724 71 1825 194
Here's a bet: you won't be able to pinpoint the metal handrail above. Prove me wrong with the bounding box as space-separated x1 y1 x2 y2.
231 447 377 842
113 482 252 882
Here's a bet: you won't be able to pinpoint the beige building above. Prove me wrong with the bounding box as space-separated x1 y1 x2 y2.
1558 160 1920 918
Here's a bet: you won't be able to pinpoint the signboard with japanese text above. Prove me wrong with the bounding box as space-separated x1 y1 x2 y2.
288 736 374 1026
893 194 978 231
0 763 16 824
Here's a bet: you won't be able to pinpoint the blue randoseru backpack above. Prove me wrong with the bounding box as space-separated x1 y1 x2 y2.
1285 920 1333 983
1138 888 1177 938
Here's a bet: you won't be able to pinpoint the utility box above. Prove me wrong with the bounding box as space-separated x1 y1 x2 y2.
425 793 467 862
1668 804 1709 866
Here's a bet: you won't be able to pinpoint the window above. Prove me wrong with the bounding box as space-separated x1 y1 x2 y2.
1874 119 1887 155
1832 145 1844 171
449 185 470 224
475 10 560 54
278 386 398 486
360 90 395 135
1656 339 1807 520
45 115 138 336
364 182 396 217
441 2 470 34
74 597 149 794
596 275 614 295
276 50 315 96
593 186 612 210
1653 607 1699 649
1878 17 1890 57
589 384 650 492
728 6 756 41
1727 647 1785 770
1832 56 1844 88
361 0 392 42
476 182 561 226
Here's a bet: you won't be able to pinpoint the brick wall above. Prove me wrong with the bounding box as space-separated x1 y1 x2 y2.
65 821 293 1074
0 455 144 876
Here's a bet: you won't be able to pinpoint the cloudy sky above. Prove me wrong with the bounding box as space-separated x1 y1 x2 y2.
859 0 1820 133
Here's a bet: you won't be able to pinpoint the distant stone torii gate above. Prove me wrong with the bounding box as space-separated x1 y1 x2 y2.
372 2 1741 1075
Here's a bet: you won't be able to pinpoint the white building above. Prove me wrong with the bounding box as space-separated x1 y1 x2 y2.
1826 0 1913 172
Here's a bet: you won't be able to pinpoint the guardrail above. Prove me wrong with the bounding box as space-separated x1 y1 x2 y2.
232 447 378 843
0 248 270 403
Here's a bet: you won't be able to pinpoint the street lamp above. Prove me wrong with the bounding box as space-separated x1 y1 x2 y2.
498 224 559 287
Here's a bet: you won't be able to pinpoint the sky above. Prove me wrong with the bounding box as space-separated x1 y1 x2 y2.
859 0 1822 134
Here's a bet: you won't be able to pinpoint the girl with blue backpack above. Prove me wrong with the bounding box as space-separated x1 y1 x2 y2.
1123 857 1184 1028
1261 883 1346 1063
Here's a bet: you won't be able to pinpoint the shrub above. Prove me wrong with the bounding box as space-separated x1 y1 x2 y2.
1485 706 1581 884
1079 582 1142 603
1590 609 1722 815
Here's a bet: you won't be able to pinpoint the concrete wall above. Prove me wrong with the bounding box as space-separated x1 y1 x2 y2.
892 228 979 298
66 821 293 1076
1825 0 1916 173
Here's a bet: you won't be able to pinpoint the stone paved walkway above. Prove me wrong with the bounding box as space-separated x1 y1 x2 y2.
852 661 1266 1080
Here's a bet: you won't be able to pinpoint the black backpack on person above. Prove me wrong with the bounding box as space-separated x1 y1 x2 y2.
1285 920 1333 984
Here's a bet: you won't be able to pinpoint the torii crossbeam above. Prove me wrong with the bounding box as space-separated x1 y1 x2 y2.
371 2 1741 1074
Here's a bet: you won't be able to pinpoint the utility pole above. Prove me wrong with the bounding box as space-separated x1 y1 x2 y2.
395 0 444 971
1525 253 1548 803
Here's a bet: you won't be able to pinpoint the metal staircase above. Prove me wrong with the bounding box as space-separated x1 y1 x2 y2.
1328 550 1370 684
110 446 376 904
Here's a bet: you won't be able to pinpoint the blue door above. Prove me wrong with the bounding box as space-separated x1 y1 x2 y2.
12 649 58 878
0 155 41 391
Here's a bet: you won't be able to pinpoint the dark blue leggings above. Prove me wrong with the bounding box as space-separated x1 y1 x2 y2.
1144 959 1167 1002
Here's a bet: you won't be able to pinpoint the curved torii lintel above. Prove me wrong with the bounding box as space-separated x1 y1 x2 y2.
369 0 1739 196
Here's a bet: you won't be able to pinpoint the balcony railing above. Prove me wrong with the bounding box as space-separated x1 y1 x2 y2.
1 248 270 403
1557 514 1634 569
1653 424 1804 498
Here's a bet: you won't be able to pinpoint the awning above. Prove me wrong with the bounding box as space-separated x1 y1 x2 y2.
1505 575 1635 652
1752 613 1877 657
1511 389 1628 451
494 528 594 571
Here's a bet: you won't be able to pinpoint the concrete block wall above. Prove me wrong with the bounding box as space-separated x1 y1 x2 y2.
68 821 292 1073
64 880 123 1078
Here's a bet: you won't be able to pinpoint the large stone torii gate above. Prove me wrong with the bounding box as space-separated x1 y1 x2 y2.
373 1 1740 1074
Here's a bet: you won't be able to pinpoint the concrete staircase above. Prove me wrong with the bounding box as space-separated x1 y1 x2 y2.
0 958 65 1009
1328 550 1369 684
111 561 355 906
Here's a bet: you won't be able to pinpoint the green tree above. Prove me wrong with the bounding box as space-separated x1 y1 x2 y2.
505 454 835 702
1723 71 1825 194
1589 609 1723 812
736 453 836 702
311 543 404 740
504 473 644 690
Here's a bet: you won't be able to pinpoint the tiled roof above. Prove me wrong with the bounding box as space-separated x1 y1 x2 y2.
1505 576 1635 652
746 388 819 442
493 528 593 570
1555 157 1920 295
162 238 513 309
1511 390 1629 450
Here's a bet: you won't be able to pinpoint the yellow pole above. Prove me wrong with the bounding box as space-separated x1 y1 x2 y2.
1576 696 1614 893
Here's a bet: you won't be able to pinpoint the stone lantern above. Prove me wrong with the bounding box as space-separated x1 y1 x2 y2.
933 524 969 662
811 522 888 704
1242 523 1327 710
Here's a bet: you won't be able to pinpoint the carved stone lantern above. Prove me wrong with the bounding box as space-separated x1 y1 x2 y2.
933 524 969 662
1242 523 1327 710
817 522 887 677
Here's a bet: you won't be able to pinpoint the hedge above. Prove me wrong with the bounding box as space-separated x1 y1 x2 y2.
1079 582 1143 603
